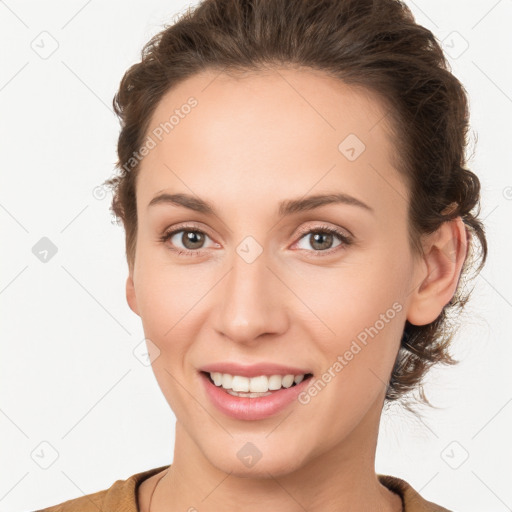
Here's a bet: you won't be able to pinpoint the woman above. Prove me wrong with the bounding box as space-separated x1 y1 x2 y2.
37 0 487 510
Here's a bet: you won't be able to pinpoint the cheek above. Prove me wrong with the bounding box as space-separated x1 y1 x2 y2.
133 260 200 412
133 252 218 389
294 262 408 439
298 254 408 342
291 246 410 405
136 275 176 339
134 243 204 331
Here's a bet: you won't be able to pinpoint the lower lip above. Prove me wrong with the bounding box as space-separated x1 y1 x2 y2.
200 372 312 421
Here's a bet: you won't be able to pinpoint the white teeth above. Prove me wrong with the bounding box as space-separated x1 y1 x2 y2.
249 375 268 393
231 375 250 392
281 374 295 388
221 373 233 389
209 372 307 392
294 374 304 385
211 372 223 386
227 389 273 398
268 375 283 390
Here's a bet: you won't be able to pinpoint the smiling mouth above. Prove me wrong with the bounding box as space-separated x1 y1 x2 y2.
200 371 313 398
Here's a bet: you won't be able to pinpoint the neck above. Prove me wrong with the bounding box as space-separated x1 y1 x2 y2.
151 399 402 512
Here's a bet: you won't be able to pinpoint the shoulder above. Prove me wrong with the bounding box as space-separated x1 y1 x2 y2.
35 465 171 512
378 474 453 512
35 488 106 512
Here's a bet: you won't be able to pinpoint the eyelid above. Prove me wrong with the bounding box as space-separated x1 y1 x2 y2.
162 221 212 237
294 222 352 240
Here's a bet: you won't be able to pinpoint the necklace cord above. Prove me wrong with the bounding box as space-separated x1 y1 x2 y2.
147 469 169 512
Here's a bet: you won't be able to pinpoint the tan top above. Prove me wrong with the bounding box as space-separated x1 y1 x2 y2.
35 464 452 512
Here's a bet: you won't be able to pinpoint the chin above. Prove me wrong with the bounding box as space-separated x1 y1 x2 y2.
203 440 309 479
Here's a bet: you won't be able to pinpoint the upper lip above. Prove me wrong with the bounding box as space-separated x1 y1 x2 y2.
199 362 313 378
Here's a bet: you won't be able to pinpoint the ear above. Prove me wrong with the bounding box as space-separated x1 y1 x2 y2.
407 216 468 326
126 265 140 317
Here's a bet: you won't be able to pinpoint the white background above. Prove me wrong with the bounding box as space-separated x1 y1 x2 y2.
1 1 511 511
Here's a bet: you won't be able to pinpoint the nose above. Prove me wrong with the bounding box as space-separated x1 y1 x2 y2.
213 248 289 345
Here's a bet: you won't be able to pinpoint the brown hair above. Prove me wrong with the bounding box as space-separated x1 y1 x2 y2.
104 0 487 410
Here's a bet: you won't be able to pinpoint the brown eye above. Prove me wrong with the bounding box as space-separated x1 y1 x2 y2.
177 230 206 250
295 225 351 254
160 226 218 256
307 232 336 251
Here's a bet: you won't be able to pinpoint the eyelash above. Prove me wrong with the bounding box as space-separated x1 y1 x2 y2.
158 223 353 258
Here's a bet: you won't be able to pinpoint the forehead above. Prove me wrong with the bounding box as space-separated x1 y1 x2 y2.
136 67 407 217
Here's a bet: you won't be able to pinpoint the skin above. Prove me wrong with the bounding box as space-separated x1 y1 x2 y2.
126 67 467 511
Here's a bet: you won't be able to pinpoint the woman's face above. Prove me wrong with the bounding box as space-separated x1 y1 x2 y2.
127 67 422 476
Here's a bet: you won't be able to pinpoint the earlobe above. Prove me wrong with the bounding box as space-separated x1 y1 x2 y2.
126 270 140 317
406 216 468 326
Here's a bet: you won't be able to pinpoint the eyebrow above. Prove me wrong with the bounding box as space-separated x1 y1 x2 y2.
147 191 374 216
